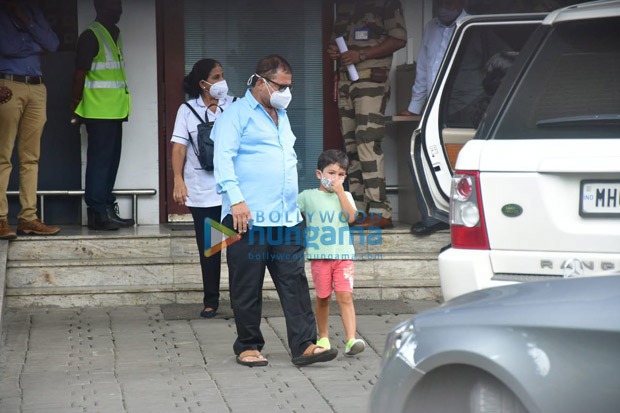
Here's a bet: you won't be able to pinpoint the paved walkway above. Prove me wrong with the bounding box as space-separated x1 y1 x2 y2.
0 300 439 413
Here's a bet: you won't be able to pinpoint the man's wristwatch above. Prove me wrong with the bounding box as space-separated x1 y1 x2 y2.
359 50 367 62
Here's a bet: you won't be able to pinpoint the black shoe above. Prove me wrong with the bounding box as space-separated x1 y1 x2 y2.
106 203 135 227
410 221 450 236
292 346 338 367
88 207 120 231
200 307 217 318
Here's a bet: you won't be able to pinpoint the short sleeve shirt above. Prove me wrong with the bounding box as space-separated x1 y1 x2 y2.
298 189 357 259
332 0 407 71
170 95 235 208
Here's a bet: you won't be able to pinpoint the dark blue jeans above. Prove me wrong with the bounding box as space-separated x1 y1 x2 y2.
84 120 123 214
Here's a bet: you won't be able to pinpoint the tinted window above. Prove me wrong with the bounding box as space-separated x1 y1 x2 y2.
494 17 620 140
441 23 539 129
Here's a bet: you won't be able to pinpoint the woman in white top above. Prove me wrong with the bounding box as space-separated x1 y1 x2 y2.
171 58 235 318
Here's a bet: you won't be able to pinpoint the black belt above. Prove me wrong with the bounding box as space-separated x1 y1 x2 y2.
0 73 44 85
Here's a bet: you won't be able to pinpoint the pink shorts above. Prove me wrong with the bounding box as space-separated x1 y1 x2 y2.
310 259 354 298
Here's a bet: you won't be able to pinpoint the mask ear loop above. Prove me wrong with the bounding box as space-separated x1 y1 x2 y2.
247 73 260 87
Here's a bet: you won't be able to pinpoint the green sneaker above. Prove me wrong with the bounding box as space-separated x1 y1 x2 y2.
345 338 365 356
316 337 331 350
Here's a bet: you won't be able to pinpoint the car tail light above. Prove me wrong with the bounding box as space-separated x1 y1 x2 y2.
450 171 489 250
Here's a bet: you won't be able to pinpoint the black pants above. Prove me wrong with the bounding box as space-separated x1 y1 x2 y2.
414 179 442 227
223 215 316 358
189 206 222 310
84 120 123 214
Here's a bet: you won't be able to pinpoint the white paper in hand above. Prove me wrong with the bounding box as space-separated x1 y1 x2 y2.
335 37 359 81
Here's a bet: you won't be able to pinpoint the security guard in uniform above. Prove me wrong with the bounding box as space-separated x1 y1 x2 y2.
327 0 407 229
71 0 134 230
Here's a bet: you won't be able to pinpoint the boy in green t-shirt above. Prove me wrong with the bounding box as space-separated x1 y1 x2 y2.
298 149 366 356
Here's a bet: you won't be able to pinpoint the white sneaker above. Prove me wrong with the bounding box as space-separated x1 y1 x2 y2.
345 338 365 356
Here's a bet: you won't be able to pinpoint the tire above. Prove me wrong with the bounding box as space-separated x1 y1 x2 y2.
470 374 528 413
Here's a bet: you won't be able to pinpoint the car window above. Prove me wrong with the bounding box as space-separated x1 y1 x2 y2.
440 23 538 129
494 17 620 140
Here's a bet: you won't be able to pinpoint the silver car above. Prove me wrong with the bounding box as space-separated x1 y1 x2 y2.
369 275 620 413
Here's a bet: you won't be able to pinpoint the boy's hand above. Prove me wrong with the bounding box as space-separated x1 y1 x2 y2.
330 178 345 195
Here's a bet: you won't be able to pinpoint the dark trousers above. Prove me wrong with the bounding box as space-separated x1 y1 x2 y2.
189 206 222 310
84 120 123 214
223 215 316 358
414 179 441 226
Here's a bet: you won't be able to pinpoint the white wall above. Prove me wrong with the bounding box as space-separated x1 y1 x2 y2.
388 0 434 112
77 0 160 224
383 0 433 221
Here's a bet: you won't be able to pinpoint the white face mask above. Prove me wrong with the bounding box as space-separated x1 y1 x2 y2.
263 78 292 109
320 174 334 191
320 173 344 192
204 79 228 100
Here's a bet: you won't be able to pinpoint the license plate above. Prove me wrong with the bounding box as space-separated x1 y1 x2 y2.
580 180 620 217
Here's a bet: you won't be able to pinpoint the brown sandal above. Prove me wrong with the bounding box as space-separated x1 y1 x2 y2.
236 350 268 367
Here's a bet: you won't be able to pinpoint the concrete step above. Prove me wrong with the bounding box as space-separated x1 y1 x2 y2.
6 226 448 261
4 224 450 308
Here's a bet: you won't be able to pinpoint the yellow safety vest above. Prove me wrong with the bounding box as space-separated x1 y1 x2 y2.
75 22 131 119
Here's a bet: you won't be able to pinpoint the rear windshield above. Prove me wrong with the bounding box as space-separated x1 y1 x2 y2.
494 17 620 140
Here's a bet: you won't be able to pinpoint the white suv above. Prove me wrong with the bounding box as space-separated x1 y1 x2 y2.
412 1 620 301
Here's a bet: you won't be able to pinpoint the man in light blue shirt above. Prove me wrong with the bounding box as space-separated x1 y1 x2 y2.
213 55 338 368
213 80 300 230
400 0 466 236
402 0 468 116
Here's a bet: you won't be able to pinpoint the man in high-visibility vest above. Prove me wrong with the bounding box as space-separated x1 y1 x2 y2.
71 0 134 230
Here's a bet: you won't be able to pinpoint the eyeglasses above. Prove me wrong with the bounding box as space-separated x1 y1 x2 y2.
264 77 293 92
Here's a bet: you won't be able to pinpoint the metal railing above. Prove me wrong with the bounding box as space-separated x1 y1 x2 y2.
6 189 157 225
